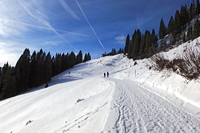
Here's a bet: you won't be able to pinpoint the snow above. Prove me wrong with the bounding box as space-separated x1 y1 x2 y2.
0 38 200 133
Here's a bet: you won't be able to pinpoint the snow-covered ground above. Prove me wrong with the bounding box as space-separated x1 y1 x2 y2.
0 38 200 133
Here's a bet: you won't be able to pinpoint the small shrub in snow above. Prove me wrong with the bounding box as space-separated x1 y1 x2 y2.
77 98 84 103
177 46 200 79
133 61 138 66
166 59 184 72
149 46 200 80
148 53 169 71
45 83 48 88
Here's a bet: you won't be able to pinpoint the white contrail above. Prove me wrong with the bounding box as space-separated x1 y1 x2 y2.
0 18 92 38
59 0 79 20
47 23 73 47
18 0 73 47
75 0 105 49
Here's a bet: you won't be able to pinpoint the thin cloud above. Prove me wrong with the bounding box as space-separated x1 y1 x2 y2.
0 18 91 38
0 44 18 66
0 41 38 66
75 0 105 49
0 1 28 37
44 41 58 46
115 35 126 44
58 0 79 20
0 18 27 37
18 0 73 47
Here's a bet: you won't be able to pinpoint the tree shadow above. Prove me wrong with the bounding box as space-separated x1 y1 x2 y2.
24 72 83 95
49 75 83 87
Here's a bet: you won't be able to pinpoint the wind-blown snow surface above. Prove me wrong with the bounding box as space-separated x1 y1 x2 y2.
1 39 200 133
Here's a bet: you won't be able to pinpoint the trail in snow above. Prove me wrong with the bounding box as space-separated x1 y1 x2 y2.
104 78 200 133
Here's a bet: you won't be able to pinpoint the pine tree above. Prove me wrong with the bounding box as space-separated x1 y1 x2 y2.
189 2 196 21
0 63 16 99
183 33 186 43
15 48 30 93
140 34 146 57
29 51 38 88
194 19 200 38
118 48 124 54
196 0 200 15
127 42 132 58
132 29 141 60
168 16 175 34
83 53 91 62
51 56 56 76
151 29 158 46
128 31 136 59
180 5 189 29
149 29 158 55
55 53 62 75
124 34 130 54
83 54 88 62
174 10 181 34
44 52 52 82
61 53 66 72
144 30 151 54
69 52 76 68
187 26 193 40
36 49 46 85
111 49 117 55
76 50 83 64
159 18 167 39
87 53 91 60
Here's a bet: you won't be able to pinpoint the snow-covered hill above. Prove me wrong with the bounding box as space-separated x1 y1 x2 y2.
0 38 200 133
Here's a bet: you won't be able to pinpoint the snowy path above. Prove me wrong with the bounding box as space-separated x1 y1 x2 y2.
104 78 200 133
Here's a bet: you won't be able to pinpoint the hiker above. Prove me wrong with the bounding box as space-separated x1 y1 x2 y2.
104 73 106 77
107 72 109 77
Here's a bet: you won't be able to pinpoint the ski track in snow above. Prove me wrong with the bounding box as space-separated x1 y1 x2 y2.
55 102 108 133
104 78 200 133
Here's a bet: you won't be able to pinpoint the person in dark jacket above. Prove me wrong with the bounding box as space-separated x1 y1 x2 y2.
107 72 109 77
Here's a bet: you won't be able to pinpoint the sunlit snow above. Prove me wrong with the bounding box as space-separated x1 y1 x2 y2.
0 38 200 133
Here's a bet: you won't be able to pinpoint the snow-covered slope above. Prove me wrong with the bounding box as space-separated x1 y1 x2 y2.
0 38 200 133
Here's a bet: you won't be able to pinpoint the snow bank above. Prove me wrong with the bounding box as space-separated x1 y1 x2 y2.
112 37 200 114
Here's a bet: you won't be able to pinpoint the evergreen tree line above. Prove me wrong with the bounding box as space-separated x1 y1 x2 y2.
102 48 124 57
124 0 200 60
0 49 91 100
124 29 158 60
159 0 200 42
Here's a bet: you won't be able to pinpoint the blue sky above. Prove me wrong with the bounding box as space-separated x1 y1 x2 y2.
0 0 191 66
